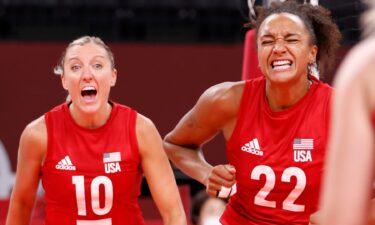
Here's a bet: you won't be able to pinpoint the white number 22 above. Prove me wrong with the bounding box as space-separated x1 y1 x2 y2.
250 165 306 212
72 175 113 216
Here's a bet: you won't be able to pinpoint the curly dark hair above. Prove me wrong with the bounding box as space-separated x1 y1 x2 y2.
248 0 342 76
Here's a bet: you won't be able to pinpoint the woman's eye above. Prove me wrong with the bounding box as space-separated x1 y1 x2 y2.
71 65 81 71
262 40 274 45
287 39 299 43
93 64 103 69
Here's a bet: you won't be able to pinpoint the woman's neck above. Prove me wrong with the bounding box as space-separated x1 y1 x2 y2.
69 102 112 129
266 79 312 111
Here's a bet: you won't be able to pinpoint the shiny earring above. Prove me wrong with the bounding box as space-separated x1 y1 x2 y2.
308 62 319 80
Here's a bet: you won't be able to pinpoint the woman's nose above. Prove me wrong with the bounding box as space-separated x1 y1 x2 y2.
81 66 94 81
273 40 287 54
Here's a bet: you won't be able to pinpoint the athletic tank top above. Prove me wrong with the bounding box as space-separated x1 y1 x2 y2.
41 102 145 225
221 77 332 224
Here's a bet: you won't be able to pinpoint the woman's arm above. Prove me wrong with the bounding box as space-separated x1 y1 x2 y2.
6 116 47 225
163 82 242 197
136 114 187 225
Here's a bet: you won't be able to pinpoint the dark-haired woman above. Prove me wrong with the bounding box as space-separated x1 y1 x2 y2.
163 1 341 224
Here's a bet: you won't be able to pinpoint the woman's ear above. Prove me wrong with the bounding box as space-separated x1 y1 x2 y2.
309 45 318 64
61 75 68 90
110 69 117 87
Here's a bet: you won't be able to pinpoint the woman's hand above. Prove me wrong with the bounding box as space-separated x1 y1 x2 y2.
205 164 236 198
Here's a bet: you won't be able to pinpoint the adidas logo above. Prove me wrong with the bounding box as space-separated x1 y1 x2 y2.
55 155 76 171
241 138 263 156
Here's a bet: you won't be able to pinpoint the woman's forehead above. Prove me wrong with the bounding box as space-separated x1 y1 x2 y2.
65 42 108 59
259 13 307 35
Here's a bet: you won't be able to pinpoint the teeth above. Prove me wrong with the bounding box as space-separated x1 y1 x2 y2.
82 86 96 91
272 60 291 66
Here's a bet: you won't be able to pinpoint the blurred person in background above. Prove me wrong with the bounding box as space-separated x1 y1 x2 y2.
191 190 227 225
317 0 375 224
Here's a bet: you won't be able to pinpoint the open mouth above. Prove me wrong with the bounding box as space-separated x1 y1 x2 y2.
271 60 292 70
81 86 97 101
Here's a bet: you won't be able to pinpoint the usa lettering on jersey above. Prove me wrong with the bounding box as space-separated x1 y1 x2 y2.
103 152 122 174
293 138 313 162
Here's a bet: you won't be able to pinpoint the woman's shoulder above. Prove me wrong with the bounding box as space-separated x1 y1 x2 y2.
22 116 47 146
334 37 375 89
19 115 47 162
332 37 375 112
184 81 246 128
135 113 154 130
200 81 246 107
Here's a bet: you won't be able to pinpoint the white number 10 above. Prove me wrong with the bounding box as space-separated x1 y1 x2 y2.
72 176 113 216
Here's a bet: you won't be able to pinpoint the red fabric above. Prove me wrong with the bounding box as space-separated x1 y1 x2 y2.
241 29 263 80
1 185 192 225
222 77 332 224
0 200 8 225
42 102 144 225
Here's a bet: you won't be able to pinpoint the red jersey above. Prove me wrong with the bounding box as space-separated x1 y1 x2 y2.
222 77 332 224
41 102 145 225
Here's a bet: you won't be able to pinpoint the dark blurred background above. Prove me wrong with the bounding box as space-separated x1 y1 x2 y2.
0 0 366 45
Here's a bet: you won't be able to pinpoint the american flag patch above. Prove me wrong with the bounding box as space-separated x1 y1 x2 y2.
293 139 314 150
103 152 121 163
